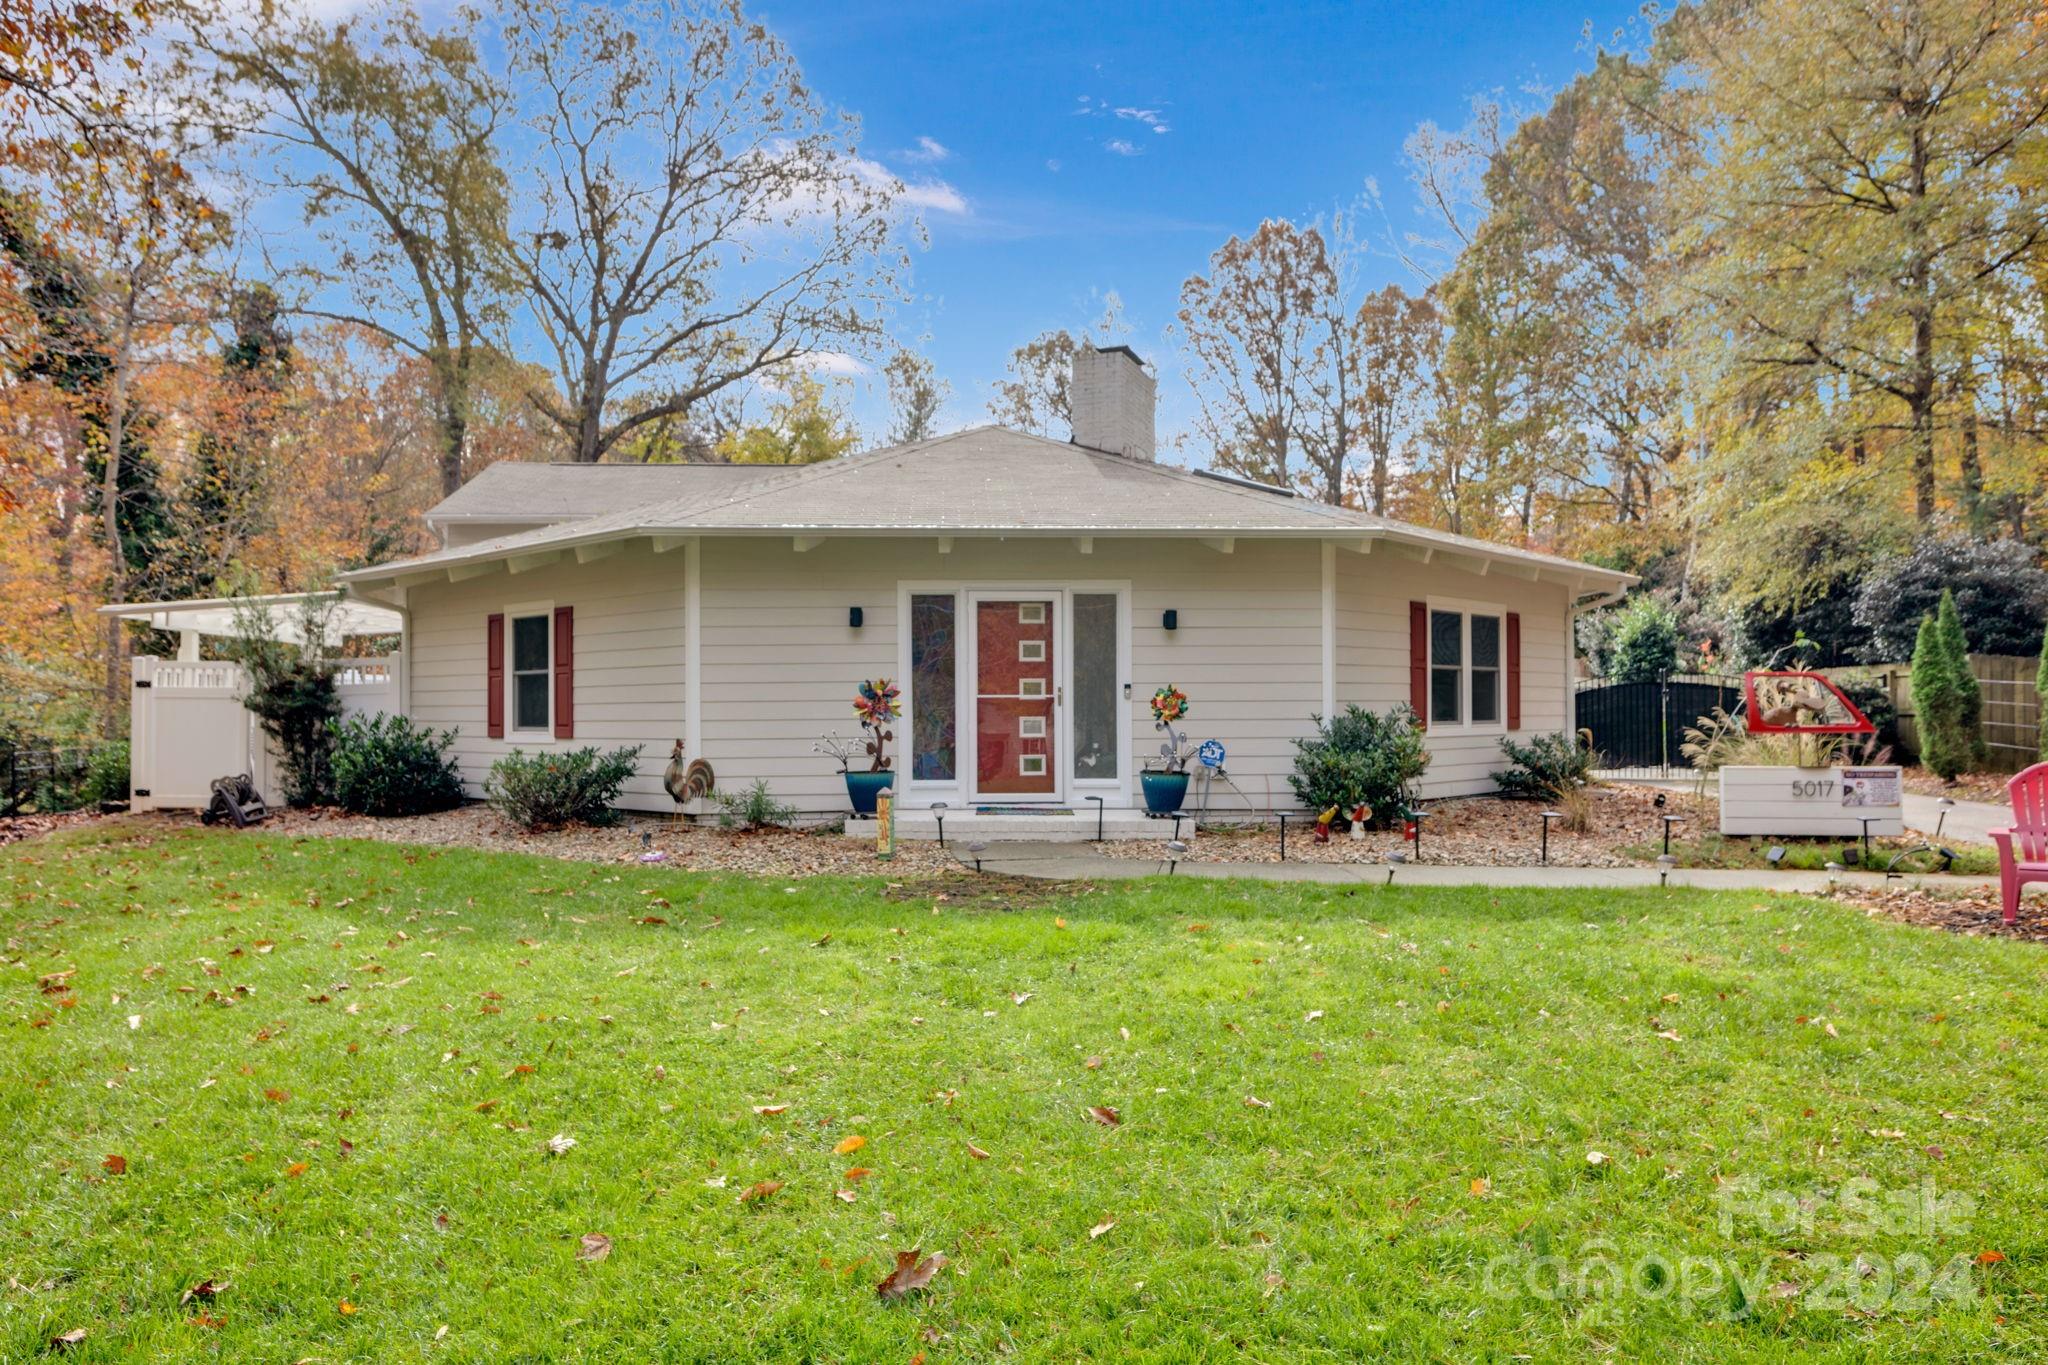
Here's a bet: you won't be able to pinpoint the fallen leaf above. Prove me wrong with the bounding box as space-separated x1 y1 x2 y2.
577 1232 612 1262
836 1189 857 1203
1824 1021 1840 1038
843 1166 874 1182
263 1087 290 1104
473 1099 498 1113
285 1162 308 1178
1585 1150 1610 1167
51 1328 87 1348
1087 1105 1121 1127
965 1142 990 1160
1054 917 1067 929
1469 1177 1490 1196
1084 1055 1103 1070
1303 1009 1324 1024
1243 1095 1272 1109
834 1135 867 1155
180 1279 228 1305
875 1248 947 1300
740 1179 783 1203
101 1154 126 1175
1089 1218 1116 1240
752 1104 789 1116
545 1133 577 1155
1655 1029 1683 1042
1661 993 1681 1004
1977 1250 2007 1265
1011 992 1032 1006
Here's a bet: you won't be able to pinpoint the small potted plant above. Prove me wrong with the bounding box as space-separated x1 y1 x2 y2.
1142 684 1196 814
822 678 900 815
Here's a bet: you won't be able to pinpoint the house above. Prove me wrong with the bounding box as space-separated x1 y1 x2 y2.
319 346 1632 832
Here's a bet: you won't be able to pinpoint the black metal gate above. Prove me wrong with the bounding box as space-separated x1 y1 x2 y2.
1573 674 1742 777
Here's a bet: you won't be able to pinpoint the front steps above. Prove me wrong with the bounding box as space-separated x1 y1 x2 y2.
844 806 1194 843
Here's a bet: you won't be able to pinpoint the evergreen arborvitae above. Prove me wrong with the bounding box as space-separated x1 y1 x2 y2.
2038 626 2048 760
1933 588 1983 766
1910 611 1967 781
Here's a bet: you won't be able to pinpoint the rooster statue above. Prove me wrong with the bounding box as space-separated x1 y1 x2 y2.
662 739 715 812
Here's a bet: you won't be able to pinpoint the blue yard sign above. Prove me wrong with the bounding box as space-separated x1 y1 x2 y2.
1197 739 1226 769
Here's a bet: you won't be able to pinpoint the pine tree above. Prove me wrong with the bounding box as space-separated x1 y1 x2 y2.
1910 610 1967 781
1933 589 1983 766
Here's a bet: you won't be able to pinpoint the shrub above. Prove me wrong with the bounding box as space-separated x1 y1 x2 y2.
1910 598 1971 780
81 740 130 805
1494 731 1597 801
485 745 640 830
1608 596 1681 683
1853 535 2048 661
715 777 798 831
330 714 465 817
1288 704 1429 830
228 597 342 807
1934 588 1982 764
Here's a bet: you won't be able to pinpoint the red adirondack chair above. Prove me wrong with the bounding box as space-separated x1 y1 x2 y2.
1988 762 2048 925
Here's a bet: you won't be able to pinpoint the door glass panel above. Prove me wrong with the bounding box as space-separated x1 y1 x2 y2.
976 599 1056 796
1072 593 1117 782
909 594 956 780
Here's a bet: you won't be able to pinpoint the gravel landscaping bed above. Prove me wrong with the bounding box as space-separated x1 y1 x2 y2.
1101 782 1712 868
138 804 963 878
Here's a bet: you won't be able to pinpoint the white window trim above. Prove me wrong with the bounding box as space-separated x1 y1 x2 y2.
1426 596 1507 737
504 599 556 742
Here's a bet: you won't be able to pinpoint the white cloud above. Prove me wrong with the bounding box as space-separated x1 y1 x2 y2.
1114 107 1170 135
1103 139 1141 157
803 350 869 377
900 136 951 164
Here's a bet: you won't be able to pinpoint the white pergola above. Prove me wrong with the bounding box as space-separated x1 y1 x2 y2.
98 592 405 659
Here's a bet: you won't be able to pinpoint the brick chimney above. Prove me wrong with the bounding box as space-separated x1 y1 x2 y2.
1070 344 1155 461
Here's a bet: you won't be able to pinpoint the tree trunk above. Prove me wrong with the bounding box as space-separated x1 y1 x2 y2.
102 315 135 725
1958 407 1983 531
429 347 470 495
1906 120 1937 523
1370 449 1387 516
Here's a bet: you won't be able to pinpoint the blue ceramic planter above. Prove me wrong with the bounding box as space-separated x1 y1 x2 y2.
845 770 895 815
1141 771 1190 815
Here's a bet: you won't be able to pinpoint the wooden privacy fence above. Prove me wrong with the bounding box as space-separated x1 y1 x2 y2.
1856 655 2040 772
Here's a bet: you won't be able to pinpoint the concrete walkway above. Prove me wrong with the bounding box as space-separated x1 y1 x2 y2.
961 840 1999 893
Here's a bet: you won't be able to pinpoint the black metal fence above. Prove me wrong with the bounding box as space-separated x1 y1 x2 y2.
1 741 114 816
1573 673 1742 778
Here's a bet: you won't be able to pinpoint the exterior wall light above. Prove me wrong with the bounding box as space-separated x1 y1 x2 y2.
1162 609 1178 631
848 606 864 628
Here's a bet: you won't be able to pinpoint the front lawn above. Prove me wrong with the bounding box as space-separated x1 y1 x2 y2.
4 826 2044 1361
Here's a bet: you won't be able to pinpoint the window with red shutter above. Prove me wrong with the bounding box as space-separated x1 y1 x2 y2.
1506 612 1522 731
1408 601 1428 725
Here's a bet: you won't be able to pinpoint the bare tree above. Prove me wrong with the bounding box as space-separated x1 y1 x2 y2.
1355 284 1434 515
500 0 913 464
986 294 1127 437
1175 220 1329 495
188 0 513 496
882 346 947 444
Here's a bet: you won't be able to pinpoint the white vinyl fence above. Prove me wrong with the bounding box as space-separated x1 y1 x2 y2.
129 655 401 811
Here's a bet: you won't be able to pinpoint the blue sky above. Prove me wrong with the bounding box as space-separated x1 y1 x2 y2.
757 0 1648 445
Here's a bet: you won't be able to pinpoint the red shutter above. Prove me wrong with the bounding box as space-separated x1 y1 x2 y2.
1408 601 1428 726
486 614 505 739
1506 611 1522 731
553 605 574 740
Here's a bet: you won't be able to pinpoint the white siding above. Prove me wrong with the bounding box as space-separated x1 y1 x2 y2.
404 543 686 807
401 533 1576 813
1333 549 1572 798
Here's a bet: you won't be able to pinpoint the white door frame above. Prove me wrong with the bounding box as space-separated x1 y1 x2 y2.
964 588 1067 806
896 579 1132 810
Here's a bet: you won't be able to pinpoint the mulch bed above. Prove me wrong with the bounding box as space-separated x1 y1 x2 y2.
1103 783 1712 868
1813 881 2048 943
71 804 955 879
0 811 98 847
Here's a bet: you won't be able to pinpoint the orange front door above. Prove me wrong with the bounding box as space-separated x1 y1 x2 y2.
974 597 1057 799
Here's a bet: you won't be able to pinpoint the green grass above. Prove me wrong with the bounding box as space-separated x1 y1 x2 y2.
1629 833 1999 877
4 826 2045 1362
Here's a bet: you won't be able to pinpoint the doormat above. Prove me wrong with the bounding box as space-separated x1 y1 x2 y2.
974 806 1076 816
